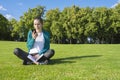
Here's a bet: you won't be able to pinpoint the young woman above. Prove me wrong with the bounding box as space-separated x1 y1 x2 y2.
13 17 55 65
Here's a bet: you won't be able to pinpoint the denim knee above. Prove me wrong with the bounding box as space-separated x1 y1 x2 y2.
13 48 20 55
51 49 55 55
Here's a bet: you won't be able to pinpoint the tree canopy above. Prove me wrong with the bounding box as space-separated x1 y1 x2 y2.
0 5 120 44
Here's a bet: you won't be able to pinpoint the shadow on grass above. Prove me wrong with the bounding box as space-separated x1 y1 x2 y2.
49 55 102 65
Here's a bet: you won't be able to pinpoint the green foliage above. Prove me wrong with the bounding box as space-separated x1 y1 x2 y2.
0 5 120 43
9 19 18 37
0 14 11 40
20 6 45 29
0 41 120 80
9 6 46 41
45 8 64 43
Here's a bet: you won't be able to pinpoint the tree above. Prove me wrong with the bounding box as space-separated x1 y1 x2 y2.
77 7 92 43
92 7 110 43
0 14 10 40
20 6 45 29
62 5 80 44
45 8 62 43
9 18 20 40
11 5 46 41
109 4 120 43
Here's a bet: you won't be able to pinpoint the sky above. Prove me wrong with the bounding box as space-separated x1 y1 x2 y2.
0 0 120 20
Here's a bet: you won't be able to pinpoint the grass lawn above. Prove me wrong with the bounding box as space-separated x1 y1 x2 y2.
0 41 120 80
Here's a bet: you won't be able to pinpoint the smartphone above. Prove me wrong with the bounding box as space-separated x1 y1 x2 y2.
32 29 36 33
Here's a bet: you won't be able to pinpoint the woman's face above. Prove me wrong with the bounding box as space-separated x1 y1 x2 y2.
34 19 42 30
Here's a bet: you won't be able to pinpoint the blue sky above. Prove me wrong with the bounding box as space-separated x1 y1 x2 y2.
0 0 120 20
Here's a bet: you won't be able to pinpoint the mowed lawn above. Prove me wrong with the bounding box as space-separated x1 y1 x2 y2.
0 41 120 80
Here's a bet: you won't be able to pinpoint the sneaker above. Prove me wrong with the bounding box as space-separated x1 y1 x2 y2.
23 60 32 65
39 60 49 65
23 60 27 65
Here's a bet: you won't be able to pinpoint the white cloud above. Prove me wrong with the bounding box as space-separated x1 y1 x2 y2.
0 5 7 11
4 14 15 20
111 3 118 8
111 0 120 8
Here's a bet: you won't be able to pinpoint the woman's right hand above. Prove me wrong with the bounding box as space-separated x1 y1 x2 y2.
32 31 38 39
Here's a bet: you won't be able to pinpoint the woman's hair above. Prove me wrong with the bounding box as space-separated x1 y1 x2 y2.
34 16 43 24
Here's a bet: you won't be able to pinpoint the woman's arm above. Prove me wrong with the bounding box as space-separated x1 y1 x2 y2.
26 30 35 51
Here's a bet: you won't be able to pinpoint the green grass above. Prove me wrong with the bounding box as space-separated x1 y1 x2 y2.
0 41 120 80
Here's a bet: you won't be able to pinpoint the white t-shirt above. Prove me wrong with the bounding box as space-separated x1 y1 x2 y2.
29 32 45 54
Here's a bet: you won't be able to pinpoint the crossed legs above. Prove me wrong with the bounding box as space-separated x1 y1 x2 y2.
13 48 55 65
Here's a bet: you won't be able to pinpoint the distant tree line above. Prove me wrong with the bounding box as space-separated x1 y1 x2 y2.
0 5 120 44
